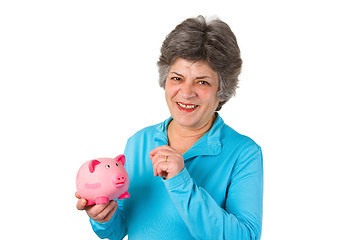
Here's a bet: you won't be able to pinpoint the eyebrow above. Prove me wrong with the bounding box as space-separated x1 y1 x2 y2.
171 72 211 79
171 72 184 77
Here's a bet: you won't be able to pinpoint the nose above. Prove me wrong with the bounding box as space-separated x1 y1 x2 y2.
179 82 196 99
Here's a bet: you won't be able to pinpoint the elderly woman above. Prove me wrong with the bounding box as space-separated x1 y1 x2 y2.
76 15 263 240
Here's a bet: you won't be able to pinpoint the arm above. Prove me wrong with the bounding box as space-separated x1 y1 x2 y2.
163 145 263 240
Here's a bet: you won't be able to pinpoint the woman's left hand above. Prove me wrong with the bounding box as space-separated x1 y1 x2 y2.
150 145 185 180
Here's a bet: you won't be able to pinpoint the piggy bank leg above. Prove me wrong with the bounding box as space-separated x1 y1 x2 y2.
86 200 96 206
95 196 110 205
118 191 130 199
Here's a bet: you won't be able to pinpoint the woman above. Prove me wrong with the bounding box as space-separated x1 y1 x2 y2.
76 15 263 240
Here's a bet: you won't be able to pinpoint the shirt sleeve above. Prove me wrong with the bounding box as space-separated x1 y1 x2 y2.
163 145 263 240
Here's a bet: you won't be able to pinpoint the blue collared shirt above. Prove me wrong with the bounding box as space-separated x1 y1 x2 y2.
90 114 263 239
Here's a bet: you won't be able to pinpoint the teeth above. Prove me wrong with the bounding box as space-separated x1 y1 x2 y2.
177 103 197 109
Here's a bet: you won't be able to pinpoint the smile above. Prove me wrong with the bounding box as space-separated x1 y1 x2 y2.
176 102 199 112
177 102 198 109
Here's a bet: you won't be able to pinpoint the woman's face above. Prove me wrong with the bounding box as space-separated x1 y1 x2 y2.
165 58 222 130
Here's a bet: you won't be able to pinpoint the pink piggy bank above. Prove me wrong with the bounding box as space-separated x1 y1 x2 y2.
76 154 130 206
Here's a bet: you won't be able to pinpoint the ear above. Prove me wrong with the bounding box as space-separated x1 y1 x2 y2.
89 160 101 173
114 154 125 166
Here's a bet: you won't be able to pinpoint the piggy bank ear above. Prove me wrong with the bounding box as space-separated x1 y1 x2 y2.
89 160 101 173
114 154 125 166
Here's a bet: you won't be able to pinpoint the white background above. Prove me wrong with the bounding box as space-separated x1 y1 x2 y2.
1 0 359 239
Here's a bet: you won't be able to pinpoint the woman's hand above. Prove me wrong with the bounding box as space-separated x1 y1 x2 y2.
75 192 118 223
150 145 185 180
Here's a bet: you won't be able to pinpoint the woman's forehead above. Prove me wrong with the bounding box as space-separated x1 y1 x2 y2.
169 58 217 77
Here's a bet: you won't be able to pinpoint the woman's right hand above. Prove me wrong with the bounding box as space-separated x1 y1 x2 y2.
75 192 118 223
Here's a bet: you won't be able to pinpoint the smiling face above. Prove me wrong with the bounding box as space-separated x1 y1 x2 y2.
165 58 222 130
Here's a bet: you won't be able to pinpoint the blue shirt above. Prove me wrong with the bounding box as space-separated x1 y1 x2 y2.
90 114 263 239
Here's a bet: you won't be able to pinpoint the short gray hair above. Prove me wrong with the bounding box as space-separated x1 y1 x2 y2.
157 15 242 111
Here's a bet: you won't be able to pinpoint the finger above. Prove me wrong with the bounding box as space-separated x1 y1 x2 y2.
151 148 173 164
157 160 170 178
91 201 118 223
86 201 110 219
149 145 164 156
76 197 88 210
150 150 162 175
101 201 118 223
152 151 172 176
150 145 174 158
154 157 171 178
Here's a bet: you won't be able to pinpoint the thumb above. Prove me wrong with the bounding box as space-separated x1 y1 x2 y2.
75 192 82 199
75 192 88 210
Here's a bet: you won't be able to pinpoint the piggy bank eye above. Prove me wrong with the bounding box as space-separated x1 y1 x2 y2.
116 163 119 167
105 165 110 168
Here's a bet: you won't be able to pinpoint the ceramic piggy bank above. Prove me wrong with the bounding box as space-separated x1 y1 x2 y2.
76 154 130 206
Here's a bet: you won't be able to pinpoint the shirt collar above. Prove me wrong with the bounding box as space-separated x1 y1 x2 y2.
154 113 224 160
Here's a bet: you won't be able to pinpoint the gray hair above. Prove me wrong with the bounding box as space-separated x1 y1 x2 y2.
157 15 242 111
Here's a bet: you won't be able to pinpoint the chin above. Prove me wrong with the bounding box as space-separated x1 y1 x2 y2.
172 113 202 128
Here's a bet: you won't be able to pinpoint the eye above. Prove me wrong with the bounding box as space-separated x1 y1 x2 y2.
105 165 110 168
171 77 181 81
116 163 119 167
198 80 210 85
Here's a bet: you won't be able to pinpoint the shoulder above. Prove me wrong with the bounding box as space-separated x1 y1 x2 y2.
125 117 170 146
220 123 262 167
220 124 263 177
221 123 260 150
124 122 163 160
127 122 161 144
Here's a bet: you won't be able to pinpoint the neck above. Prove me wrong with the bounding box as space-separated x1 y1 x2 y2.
167 114 217 153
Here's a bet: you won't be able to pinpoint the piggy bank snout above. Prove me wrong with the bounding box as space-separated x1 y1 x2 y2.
112 174 126 188
115 175 125 182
